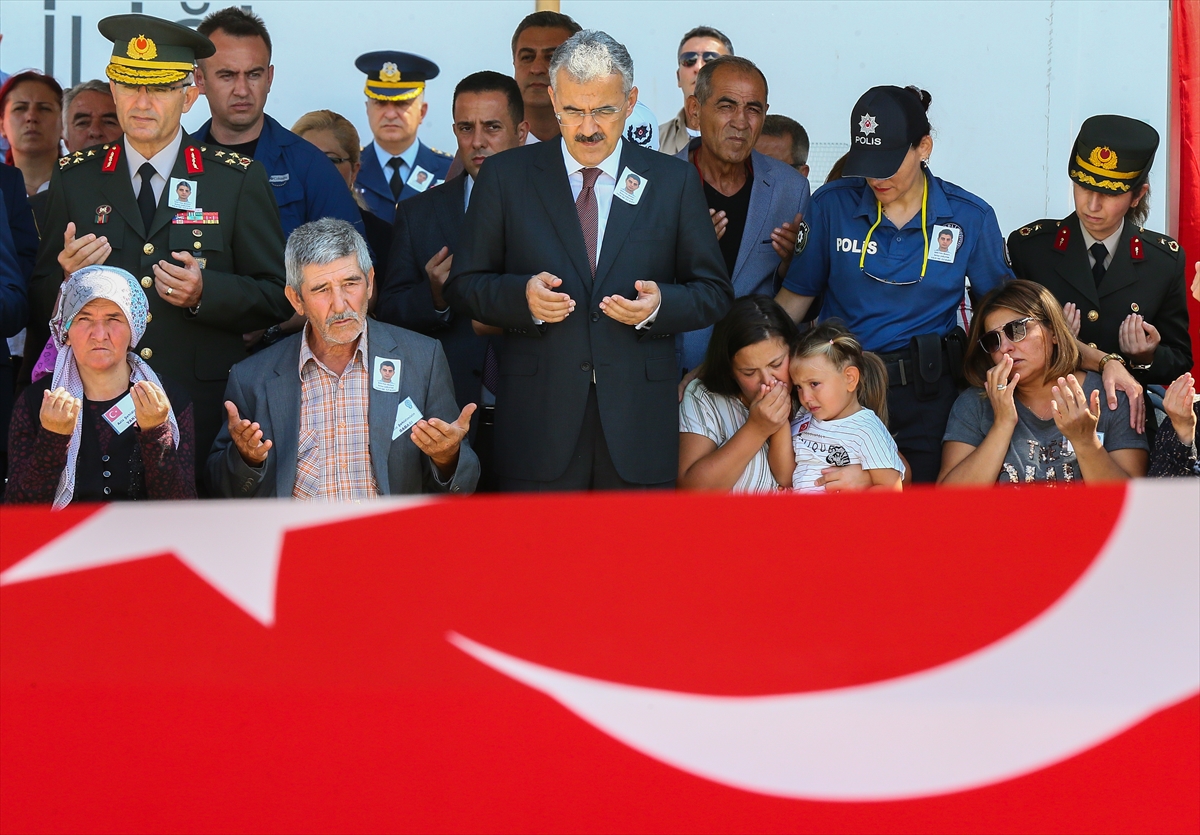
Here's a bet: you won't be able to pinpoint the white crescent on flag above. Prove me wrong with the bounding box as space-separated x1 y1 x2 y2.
450 480 1200 801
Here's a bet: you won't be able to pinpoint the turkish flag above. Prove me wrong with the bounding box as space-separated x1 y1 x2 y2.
1 482 1197 834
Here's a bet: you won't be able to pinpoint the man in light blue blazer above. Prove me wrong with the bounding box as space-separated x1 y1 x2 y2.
208 219 478 499
675 56 811 372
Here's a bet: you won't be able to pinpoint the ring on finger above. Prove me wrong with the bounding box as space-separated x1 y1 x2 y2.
166 287 173 296
995 383 1007 391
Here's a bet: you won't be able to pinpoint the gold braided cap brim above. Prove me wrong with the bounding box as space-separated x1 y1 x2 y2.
106 62 190 85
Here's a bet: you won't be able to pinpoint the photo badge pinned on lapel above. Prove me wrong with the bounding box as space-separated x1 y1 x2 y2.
406 165 434 193
392 396 424 440
95 204 113 225
929 223 963 264
373 356 400 392
101 392 138 434
168 177 198 211
614 166 647 206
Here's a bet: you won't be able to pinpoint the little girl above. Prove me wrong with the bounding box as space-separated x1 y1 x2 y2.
789 322 904 492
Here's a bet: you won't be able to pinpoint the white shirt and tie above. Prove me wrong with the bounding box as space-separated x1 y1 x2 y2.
1081 225 1120 272
374 140 420 195
125 128 182 205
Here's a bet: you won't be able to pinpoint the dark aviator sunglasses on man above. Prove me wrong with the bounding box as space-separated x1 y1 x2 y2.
679 51 722 68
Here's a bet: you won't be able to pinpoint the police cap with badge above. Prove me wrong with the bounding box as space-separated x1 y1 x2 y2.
842 85 928 179
356 51 440 101
98 13 215 86
1068 114 1158 196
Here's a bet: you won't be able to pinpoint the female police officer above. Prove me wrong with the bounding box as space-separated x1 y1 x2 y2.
775 85 1010 482
1007 116 1191 399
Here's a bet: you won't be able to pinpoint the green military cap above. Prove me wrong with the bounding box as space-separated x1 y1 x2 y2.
1068 115 1159 195
98 14 215 86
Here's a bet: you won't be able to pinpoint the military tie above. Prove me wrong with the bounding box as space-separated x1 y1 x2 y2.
481 342 500 396
387 157 405 200
575 167 601 277
1089 242 1108 288
137 162 157 233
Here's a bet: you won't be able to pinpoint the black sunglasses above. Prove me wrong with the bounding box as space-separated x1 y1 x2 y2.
978 316 1039 353
679 51 722 68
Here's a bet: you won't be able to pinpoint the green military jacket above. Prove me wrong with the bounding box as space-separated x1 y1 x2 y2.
28 131 293 460
1007 213 1191 386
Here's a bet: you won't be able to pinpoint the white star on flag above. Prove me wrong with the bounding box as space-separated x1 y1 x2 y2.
0 498 429 625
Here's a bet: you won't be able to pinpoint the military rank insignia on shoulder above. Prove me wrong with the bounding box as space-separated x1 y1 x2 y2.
1142 231 1182 257
204 144 253 171
1014 220 1056 239
429 146 452 159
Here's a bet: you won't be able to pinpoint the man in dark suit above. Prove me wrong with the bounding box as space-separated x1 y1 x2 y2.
26 14 292 469
443 30 732 491
375 71 528 484
209 219 478 498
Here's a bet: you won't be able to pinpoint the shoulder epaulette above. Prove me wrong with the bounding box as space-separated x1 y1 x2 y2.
429 146 452 159
1138 229 1182 256
201 144 253 171
57 148 93 170
1011 219 1059 240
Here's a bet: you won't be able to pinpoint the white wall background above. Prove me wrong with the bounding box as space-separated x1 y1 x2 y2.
0 0 1172 236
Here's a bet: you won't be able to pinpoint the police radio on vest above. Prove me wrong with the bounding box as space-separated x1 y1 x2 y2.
837 238 878 254
855 136 882 146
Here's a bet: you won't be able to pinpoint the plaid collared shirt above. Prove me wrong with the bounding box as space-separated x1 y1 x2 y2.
293 323 379 501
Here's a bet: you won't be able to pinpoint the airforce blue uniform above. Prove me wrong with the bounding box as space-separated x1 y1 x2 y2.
196 113 364 239
356 140 452 224
782 167 1012 482
783 168 1010 352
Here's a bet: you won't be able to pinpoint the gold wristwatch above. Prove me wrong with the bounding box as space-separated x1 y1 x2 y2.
1098 352 1127 372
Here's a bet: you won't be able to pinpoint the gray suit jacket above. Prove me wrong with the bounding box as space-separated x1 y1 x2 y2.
207 319 479 497
675 140 812 370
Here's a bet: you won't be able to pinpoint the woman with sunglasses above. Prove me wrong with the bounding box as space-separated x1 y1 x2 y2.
939 280 1147 485
775 85 1011 483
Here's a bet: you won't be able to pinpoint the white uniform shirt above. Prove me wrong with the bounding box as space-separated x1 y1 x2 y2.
125 128 182 205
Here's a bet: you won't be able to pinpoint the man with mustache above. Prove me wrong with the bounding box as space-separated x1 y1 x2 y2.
444 30 731 491
209 218 479 498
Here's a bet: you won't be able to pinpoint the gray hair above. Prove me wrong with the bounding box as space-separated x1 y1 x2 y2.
549 30 634 97
62 79 112 131
284 218 372 293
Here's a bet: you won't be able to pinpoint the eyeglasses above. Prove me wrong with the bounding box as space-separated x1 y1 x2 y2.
555 104 627 127
978 317 1039 353
324 153 352 165
679 51 722 68
114 81 191 98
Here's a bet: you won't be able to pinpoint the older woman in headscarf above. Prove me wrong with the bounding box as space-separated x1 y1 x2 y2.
6 266 195 506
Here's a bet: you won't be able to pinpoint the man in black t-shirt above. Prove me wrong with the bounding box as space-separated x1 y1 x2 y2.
675 56 811 371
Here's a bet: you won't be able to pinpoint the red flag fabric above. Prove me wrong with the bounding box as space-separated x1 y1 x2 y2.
1 483 1197 834
1173 0 1200 378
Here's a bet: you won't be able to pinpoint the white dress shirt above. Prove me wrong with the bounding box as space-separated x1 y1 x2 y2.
558 137 657 329
373 139 419 186
125 128 182 204
463 173 474 212
1081 225 1120 271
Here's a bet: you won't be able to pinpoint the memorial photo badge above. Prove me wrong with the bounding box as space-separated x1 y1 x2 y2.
406 166 434 193
929 223 963 264
373 357 400 393
168 177 198 211
614 167 647 206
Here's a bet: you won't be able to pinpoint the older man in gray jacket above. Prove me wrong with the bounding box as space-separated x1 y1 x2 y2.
208 218 479 498
676 56 811 372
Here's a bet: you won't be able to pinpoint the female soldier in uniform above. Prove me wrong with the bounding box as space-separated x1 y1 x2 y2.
775 85 1011 482
1007 116 1191 405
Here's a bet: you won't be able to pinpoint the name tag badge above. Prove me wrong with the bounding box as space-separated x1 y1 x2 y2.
393 396 424 440
373 356 400 392
268 173 290 186
406 165 434 193
102 392 139 434
614 166 647 205
168 177 198 211
1063 432 1105 457
929 223 962 264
